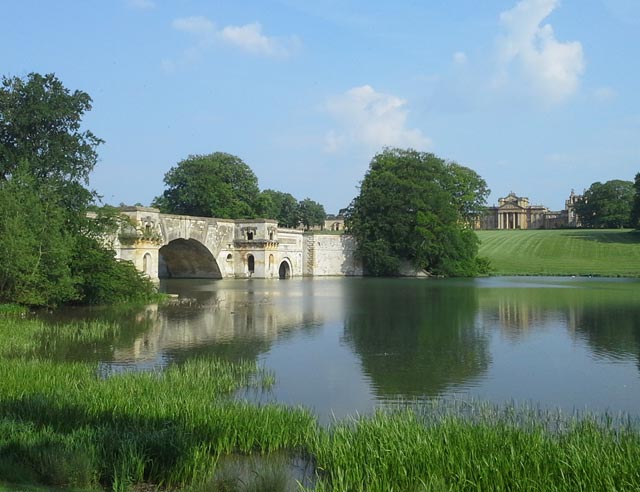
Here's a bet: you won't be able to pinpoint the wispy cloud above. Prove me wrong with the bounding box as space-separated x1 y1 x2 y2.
220 22 300 57
593 86 617 103
126 0 155 10
172 16 216 36
495 0 585 104
452 51 468 66
163 16 300 70
324 85 431 153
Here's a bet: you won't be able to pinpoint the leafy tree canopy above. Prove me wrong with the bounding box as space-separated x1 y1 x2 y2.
346 148 489 277
259 189 300 228
575 179 634 228
0 73 156 307
631 173 640 230
0 73 103 187
298 198 326 230
152 152 261 218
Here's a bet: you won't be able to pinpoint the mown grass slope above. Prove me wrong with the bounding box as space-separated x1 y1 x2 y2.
477 229 640 276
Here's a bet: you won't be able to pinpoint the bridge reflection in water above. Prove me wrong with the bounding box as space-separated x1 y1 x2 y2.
52 277 640 421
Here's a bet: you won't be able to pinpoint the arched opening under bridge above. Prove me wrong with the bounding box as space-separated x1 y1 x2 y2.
278 260 291 279
159 238 222 279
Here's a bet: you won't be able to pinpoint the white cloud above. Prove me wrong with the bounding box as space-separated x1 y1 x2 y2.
324 85 431 153
452 51 468 65
172 16 216 37
164 16 299 69
126 0 155 10
220 22 299 57
496 0 584 104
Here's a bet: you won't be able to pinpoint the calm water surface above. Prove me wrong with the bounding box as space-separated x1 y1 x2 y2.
51 277 640 422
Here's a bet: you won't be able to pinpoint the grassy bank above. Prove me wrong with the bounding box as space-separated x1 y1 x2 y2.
477 229 640 276
2 315 640 491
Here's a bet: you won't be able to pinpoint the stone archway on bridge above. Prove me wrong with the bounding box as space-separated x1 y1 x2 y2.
158 238 222 279
278 258 292 279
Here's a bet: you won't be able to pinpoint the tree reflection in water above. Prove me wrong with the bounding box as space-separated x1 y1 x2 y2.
343 279 491 399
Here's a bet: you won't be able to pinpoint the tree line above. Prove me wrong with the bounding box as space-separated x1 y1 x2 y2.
574 177 640 229
151 152 327 230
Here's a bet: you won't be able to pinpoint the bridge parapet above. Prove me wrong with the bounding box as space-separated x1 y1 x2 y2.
113 207 361 281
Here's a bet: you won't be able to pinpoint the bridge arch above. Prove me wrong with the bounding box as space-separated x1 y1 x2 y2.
278 258 292 279
158 238 222 279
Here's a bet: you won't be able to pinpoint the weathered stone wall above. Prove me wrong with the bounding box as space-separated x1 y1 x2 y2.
304 234 362 276
113 208 360 280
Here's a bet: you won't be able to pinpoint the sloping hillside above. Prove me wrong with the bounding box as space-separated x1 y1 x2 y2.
476 229 640 276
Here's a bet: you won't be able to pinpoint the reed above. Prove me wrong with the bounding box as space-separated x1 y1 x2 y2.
2 318 640 491
310 404 640 491
0 304 28 317
0 321 316 490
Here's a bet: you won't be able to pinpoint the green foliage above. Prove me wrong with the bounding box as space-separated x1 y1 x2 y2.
0 318 315 489
259 189 300 228
0 304 27 317
71 236 158 305
346 148 489 276
575 179 634 228
298 197 326 230
0 166 78 306
0 72 157 307
0 72 103 186
153 152 261 218
632 172 640 229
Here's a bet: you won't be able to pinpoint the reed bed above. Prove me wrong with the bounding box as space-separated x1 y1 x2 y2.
0 319 316 490
310 405 640 491
1 318 640 491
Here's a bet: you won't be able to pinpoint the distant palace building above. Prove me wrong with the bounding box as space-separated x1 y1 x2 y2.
477 190 581 230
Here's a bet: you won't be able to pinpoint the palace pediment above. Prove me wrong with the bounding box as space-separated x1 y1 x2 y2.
499 204 523 211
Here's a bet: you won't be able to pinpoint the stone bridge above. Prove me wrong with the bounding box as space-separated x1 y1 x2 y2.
113 207 361 281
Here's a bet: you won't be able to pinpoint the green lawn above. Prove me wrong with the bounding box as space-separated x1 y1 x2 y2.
477 229 640 276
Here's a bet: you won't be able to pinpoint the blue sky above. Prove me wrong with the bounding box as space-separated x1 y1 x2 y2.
3 0 639 213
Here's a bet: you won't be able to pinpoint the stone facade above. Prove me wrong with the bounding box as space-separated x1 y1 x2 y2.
113 207 362 281
323 214 346 231
477 190 582 230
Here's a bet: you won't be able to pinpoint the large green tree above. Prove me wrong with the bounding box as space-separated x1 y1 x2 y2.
259 189 300 228
346 148 489 277
631 173 640 229
0 73 156 306
0 73 103 189
298 197 326 230
0 165 76 305
575 179 634 228
153 152 261 218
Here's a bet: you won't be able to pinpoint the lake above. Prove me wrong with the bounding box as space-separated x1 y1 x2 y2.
50 276 640 423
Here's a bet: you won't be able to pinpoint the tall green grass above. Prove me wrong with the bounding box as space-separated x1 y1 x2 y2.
477 229 640 276
0 319 315 490
2 317 640 491
311 403 640 491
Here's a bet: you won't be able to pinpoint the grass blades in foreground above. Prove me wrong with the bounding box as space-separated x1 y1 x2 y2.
1 318 640 491
477 229 640 276
312 403 640 491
